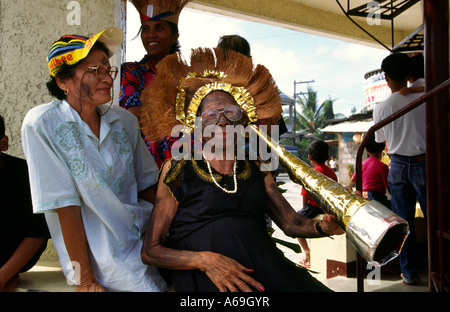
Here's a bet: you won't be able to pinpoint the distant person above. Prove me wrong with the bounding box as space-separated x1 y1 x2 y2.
0 114 50 292
217 34 252 57
351 133 390 208
400 53 425 95
373 53 426 286
329 155 338 172
297 140 338 268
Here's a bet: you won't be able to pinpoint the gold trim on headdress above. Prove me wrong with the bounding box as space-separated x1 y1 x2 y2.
175 69 258 131
140 47 282 142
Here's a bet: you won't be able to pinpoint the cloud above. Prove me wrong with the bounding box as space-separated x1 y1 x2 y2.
331 42 388 64
179 9 244 54
125 8 244 61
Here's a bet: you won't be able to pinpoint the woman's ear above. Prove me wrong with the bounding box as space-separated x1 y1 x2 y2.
55 75 70 94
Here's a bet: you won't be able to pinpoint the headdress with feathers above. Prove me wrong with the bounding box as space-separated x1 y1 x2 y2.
140 47 282 142
129 0 191 24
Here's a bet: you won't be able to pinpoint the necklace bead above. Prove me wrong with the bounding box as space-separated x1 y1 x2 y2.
202 151 237 194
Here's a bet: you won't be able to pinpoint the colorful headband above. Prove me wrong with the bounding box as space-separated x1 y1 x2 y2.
47 27 124 77
129 0 191 24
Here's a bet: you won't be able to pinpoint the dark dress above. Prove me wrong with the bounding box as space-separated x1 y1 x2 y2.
0 154 50 271
162 157 331 292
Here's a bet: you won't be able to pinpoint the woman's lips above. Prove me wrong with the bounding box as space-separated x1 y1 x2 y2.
97 87 111 93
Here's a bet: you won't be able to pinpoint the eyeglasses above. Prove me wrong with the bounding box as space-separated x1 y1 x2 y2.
85 65 118 80
201 105 243 126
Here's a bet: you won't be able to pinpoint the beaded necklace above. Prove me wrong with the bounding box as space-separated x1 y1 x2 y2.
202 151 237 194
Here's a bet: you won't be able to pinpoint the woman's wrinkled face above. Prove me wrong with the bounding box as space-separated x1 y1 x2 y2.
199 91 243 151
140 20 178 61
59 49 113 107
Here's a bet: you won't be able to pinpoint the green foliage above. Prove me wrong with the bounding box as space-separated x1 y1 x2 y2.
295 138 311 163
346 163 355 180
282 87 340 162
294 86 336 136
276 181 287 194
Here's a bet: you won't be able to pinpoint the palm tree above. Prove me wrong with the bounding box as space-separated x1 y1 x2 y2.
281 87 338 160
293 86 335 136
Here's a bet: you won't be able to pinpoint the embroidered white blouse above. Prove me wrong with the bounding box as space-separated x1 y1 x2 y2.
21 100 168 292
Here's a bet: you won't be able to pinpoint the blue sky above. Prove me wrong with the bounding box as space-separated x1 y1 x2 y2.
126 7 390 117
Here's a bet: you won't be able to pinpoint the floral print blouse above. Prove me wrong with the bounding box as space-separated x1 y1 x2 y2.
21 100 167 291
120 55 175 168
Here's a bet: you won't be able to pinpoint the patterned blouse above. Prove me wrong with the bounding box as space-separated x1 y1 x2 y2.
21 100 167 291
120 55 176 168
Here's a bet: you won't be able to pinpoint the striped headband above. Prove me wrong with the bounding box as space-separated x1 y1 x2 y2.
46 27 124 77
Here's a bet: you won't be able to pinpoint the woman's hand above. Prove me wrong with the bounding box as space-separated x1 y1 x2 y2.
320 214 345 236
57 206 104 293
199 252 265 292
75 280 106 292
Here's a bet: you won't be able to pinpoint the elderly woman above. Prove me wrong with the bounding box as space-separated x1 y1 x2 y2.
120 0 191 167
21 27 167 292
139 48 343 292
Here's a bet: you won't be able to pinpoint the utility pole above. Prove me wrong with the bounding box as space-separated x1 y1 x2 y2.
293 80 314 145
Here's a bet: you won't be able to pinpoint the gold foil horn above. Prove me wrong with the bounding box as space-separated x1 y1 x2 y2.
249 124 409 266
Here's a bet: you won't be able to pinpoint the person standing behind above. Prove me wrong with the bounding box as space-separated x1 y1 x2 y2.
373 53 426 285
297 140 338 268
120 0 191 168
329 155 338 173
0 115 50 292
217 34 252 58
400 53 425 96
351 133 390 208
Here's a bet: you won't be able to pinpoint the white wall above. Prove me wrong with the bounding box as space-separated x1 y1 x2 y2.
0 0 125 261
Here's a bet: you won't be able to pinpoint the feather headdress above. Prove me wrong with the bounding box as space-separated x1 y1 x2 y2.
129 0 191 24
140 47 282 142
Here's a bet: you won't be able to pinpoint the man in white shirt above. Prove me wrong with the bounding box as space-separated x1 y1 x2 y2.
373 53 426 286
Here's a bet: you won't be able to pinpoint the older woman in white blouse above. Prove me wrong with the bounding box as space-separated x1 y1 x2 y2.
21 27 167 292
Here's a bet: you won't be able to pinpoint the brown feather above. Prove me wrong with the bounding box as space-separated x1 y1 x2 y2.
140 47 282 141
